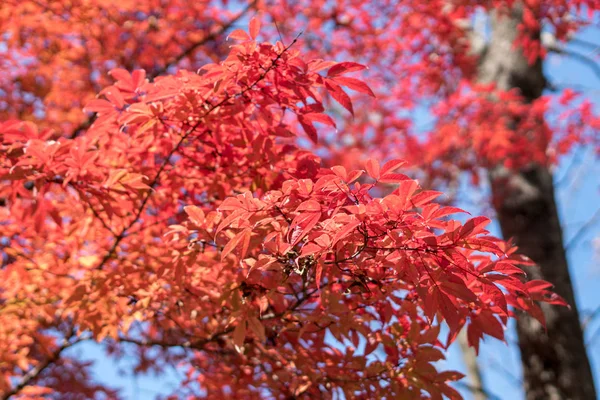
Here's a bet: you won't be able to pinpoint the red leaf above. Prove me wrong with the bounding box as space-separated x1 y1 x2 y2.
289 212 321 246
300 242 323 256
487 261 526 276
247 316 266 342
302 112 336 128
184 205 205 226
298 115 318 144
121 103 153 125
108 68 131 82
327 62 367 77
331 219 361 246
433 288 461 334
484 281 509 315
100 87 125 108
227 29 251 41
525 279 554 293
331 165 347 180
460 216 491 238
300 103 325 114
331 76 375 97
215 209 246 235
379 173 412 183
84 99 114 114
440 279 477 303
315 262 323 289
221 228 251 261
233 319 247 353
411 190 442 207
346 169 363 183
296 200 321 212
325 81 354 116
380 159 406 175
365 158 380 180
476 311 505 342
394 180 419 209
466 321 483 355
249 17 261 40
218 196 244 211
431 206 468 219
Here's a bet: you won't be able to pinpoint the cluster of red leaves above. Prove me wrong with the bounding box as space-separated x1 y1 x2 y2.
2 1 598 172
0 23 568 398
516 0 597 62
412 83 600 185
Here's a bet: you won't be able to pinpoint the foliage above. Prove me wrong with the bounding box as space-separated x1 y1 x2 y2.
1 1 597 399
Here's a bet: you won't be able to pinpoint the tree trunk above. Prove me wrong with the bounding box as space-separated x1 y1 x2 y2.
477 5 597 400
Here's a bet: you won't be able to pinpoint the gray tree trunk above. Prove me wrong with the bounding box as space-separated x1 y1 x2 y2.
477 5 597 400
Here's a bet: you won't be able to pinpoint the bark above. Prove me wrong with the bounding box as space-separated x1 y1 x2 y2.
477 5 597 400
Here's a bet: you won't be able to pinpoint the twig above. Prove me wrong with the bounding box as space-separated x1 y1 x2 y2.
69 1 257 139
151 1 258 78
454 382 502 400
570 37 600 53
565 207 600 250
582 305 600 331
547 45 600 82
2 329 85 400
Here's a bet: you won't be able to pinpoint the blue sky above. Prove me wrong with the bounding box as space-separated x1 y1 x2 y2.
63 25 600 400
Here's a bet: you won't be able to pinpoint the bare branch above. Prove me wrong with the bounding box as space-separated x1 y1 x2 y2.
570 37 600 53
566 207 600 250
545 34 600 81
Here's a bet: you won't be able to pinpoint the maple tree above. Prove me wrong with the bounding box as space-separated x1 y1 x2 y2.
0 1 598 399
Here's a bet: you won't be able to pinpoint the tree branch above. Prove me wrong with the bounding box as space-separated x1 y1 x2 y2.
546 38 600 81
151 1 257 78
2 330 84 400
454 381 502 400
565 207 600 250
569 37 600 52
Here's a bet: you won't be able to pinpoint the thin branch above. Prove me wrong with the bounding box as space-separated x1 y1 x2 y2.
587 323 600 348
81 194 117 236
95 132 188 270
119 330 232 351
151 0 257 78
565 207 600 250
555 146 585 188
569 37 600 53
118 281 314 351
454 382 502 400
582 305 600 331
2 329 85 400
69 1 257 139
547 45 600 82
486 355 523 387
